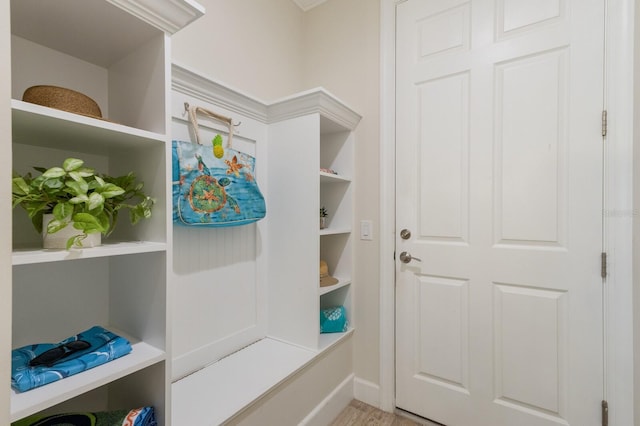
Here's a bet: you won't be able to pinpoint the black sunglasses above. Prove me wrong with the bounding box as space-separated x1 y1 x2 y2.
29 340 91 367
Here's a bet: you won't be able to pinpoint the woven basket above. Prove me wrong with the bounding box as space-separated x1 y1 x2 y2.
22 85 102 119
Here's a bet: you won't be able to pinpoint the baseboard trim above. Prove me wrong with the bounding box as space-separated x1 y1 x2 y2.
354 377 381 408
299 374 354 426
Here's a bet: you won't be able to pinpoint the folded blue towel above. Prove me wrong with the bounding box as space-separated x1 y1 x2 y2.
320 306 349 333
11 326 132 392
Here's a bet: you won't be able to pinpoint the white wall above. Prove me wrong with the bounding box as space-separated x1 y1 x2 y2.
171 0 305 101
0 0 11 423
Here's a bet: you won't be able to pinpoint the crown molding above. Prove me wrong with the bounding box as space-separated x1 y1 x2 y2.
172 64 269 123
267 88 361 131
107 0 205 34
171 64 361 131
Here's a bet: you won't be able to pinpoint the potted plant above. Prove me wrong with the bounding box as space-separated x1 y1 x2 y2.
320 206 328 229
12 157 154 249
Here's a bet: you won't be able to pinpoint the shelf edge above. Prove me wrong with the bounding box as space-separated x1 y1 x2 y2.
12 241 167 266
319 280 351 296
319 228 351 236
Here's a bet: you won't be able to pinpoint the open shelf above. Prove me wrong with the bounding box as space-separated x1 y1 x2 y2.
12 100 166 153
320 228 352 236
10 1 159 69
10 336 165 422
319 278 351 296
12 241 167 266
6 1 203 424
320 171 351 183
11 100 168 250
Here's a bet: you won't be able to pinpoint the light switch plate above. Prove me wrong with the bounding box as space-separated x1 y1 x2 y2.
360 220 373 241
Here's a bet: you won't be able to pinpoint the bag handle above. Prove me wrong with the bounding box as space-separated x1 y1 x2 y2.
187 104 235 147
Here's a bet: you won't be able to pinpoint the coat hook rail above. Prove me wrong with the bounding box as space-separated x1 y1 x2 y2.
184 102 242 127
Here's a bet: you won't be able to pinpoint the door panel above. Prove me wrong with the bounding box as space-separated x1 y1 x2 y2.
416 275 470 390
498 0 563 36
418 72 470 242
495 49 567 245
395 1 604 425
493 283 567 414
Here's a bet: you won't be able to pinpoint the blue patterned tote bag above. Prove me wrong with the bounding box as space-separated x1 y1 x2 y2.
172 105 266 227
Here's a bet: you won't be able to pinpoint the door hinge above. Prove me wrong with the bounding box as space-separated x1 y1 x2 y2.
602 110 608 137
602 400 608 426
601 252 607 279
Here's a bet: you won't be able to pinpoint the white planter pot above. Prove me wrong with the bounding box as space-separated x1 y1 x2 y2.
42 214 102 249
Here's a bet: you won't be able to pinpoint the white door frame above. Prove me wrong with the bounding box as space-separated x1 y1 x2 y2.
378 0 636 424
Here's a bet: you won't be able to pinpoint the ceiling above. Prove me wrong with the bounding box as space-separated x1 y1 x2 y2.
292 0 327 12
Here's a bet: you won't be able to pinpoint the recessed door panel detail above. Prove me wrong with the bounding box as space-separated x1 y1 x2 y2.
414 275 469 391
493 283 567 418
497 0 563 37
494 49 567 247
417 3 470 59
418 72 470 243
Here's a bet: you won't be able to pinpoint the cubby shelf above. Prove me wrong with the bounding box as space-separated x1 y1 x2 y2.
11 338 165 422
12 241 167 266
12 100 167 152
319 279 351 296
320 228 352 236
267 88 360 354
7 1 204 424
320 171 351 183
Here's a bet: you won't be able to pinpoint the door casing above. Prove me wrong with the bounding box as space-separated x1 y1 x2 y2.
377 0 635 424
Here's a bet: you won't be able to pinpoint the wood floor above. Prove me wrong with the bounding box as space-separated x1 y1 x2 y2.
330 400 441 426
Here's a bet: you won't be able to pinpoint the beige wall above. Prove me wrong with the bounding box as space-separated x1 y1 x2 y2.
172 0 305 101
635 1 640 423
171 0 382 408
302 0 381 387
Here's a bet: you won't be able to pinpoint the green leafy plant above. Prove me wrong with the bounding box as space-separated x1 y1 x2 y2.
12 157 155 249
320 207 328 218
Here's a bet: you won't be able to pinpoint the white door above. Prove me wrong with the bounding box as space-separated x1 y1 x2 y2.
395 1 605 425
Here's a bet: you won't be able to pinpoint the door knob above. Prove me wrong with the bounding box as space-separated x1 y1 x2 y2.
399 251 422 264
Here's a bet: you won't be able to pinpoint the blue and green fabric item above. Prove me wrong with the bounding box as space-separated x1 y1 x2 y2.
172 138 266 227
12 406 156 426
11 326 132 392
320 306 348 333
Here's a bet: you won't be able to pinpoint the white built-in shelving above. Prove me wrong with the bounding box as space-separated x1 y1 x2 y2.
318 114 356 350
7 0 203 424
268 89 360 351
169 67 361 424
